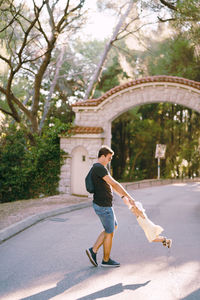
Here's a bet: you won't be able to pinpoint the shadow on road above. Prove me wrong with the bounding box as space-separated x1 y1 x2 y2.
20 266 150 300
20 267 98 300
181 288 200 300
76 281 151 300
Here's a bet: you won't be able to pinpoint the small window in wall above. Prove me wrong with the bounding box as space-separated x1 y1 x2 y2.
82 155 86 162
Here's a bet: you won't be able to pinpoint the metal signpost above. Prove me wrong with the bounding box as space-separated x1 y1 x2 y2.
155 144 166 179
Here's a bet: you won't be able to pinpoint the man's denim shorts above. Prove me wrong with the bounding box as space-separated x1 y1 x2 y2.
93 202 118 233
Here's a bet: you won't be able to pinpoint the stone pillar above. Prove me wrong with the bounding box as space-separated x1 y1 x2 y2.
59 130 105 195
59 154 71 194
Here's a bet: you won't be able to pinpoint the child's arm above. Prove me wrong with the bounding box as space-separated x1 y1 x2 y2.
123 196 145 218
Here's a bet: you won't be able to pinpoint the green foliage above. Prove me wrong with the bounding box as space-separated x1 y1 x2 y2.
146 35 200 81
75 39 106 64
112 108 161 181
0 120 71 203
111 104 200 181
173 0 200 44
94 55 129 98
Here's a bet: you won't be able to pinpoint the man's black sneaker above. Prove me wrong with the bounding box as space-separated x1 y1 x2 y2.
86 248 98 267
101 258 120 268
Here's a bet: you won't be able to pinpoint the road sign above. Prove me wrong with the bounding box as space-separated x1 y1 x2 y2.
155 144 166 179
155 144 166 159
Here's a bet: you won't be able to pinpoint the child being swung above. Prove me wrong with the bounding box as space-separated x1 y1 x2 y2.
123 196 172 248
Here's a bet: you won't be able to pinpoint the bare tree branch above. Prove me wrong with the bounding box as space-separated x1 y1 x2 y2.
45 0 56 30
159 0 177 11
0 79 21 122
39 45 66 132
22 51 48 64
116 20 160 41
16 2 45 67
84 0 136 100
0 106 14 117
0 11 19 33
157 16 176 22
0 0 23 32
118 14 140 35
56 0 85 32
112 44 136 59
35 17 51 44
21 67 35 75
31 0 86 127
0 54 11 67
0 0 86 136
0 85 32 119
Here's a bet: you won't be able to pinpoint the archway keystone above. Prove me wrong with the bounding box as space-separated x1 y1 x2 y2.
59 76 200 195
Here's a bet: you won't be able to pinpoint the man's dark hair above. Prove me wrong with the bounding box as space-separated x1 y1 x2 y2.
98 145 114 158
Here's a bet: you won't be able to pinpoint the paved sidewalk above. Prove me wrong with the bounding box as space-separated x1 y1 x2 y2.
0 194 91 243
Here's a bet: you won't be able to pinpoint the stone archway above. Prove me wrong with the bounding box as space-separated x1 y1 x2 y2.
59 75 200 195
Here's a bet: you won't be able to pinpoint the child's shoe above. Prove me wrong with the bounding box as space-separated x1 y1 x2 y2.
162 237 172 248
167 239 172 248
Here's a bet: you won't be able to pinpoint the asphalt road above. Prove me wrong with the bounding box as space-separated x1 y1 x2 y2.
0 182 200 300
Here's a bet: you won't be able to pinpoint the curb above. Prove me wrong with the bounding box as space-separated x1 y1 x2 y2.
123 178 200 190
0 201 92 244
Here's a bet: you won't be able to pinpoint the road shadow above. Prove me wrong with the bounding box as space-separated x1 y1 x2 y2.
20 266 150 300
76 280 151 300
181 288 200 300
20 267 98 300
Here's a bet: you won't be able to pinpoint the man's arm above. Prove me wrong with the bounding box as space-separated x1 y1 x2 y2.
103 174 145 218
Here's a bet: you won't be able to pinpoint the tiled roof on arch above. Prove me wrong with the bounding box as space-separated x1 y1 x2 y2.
69 126 103 134
72 76 200 107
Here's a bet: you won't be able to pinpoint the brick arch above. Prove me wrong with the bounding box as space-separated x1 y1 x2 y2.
72 75 200 144
59 76 200 195
73 75 200 109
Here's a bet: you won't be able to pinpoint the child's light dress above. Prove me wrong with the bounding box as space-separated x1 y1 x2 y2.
135 201 164 242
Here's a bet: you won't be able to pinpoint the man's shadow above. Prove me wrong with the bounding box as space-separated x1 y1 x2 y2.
20 267 150 300
20 267 98 300
77 281 151 300
181 288 200 300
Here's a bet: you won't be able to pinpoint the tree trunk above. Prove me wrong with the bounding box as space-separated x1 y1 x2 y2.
39 45 66 133
84 0 135 100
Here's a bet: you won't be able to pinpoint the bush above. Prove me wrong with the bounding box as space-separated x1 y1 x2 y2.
0 121 70 203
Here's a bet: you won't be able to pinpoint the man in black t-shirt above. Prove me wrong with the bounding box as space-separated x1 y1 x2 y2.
86 145 144 268
92 162 113 207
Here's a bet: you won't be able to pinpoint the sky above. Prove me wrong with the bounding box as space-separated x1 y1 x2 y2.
16 0 170 44
18 0 117 40
83 0 116 40
82 1 172 48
